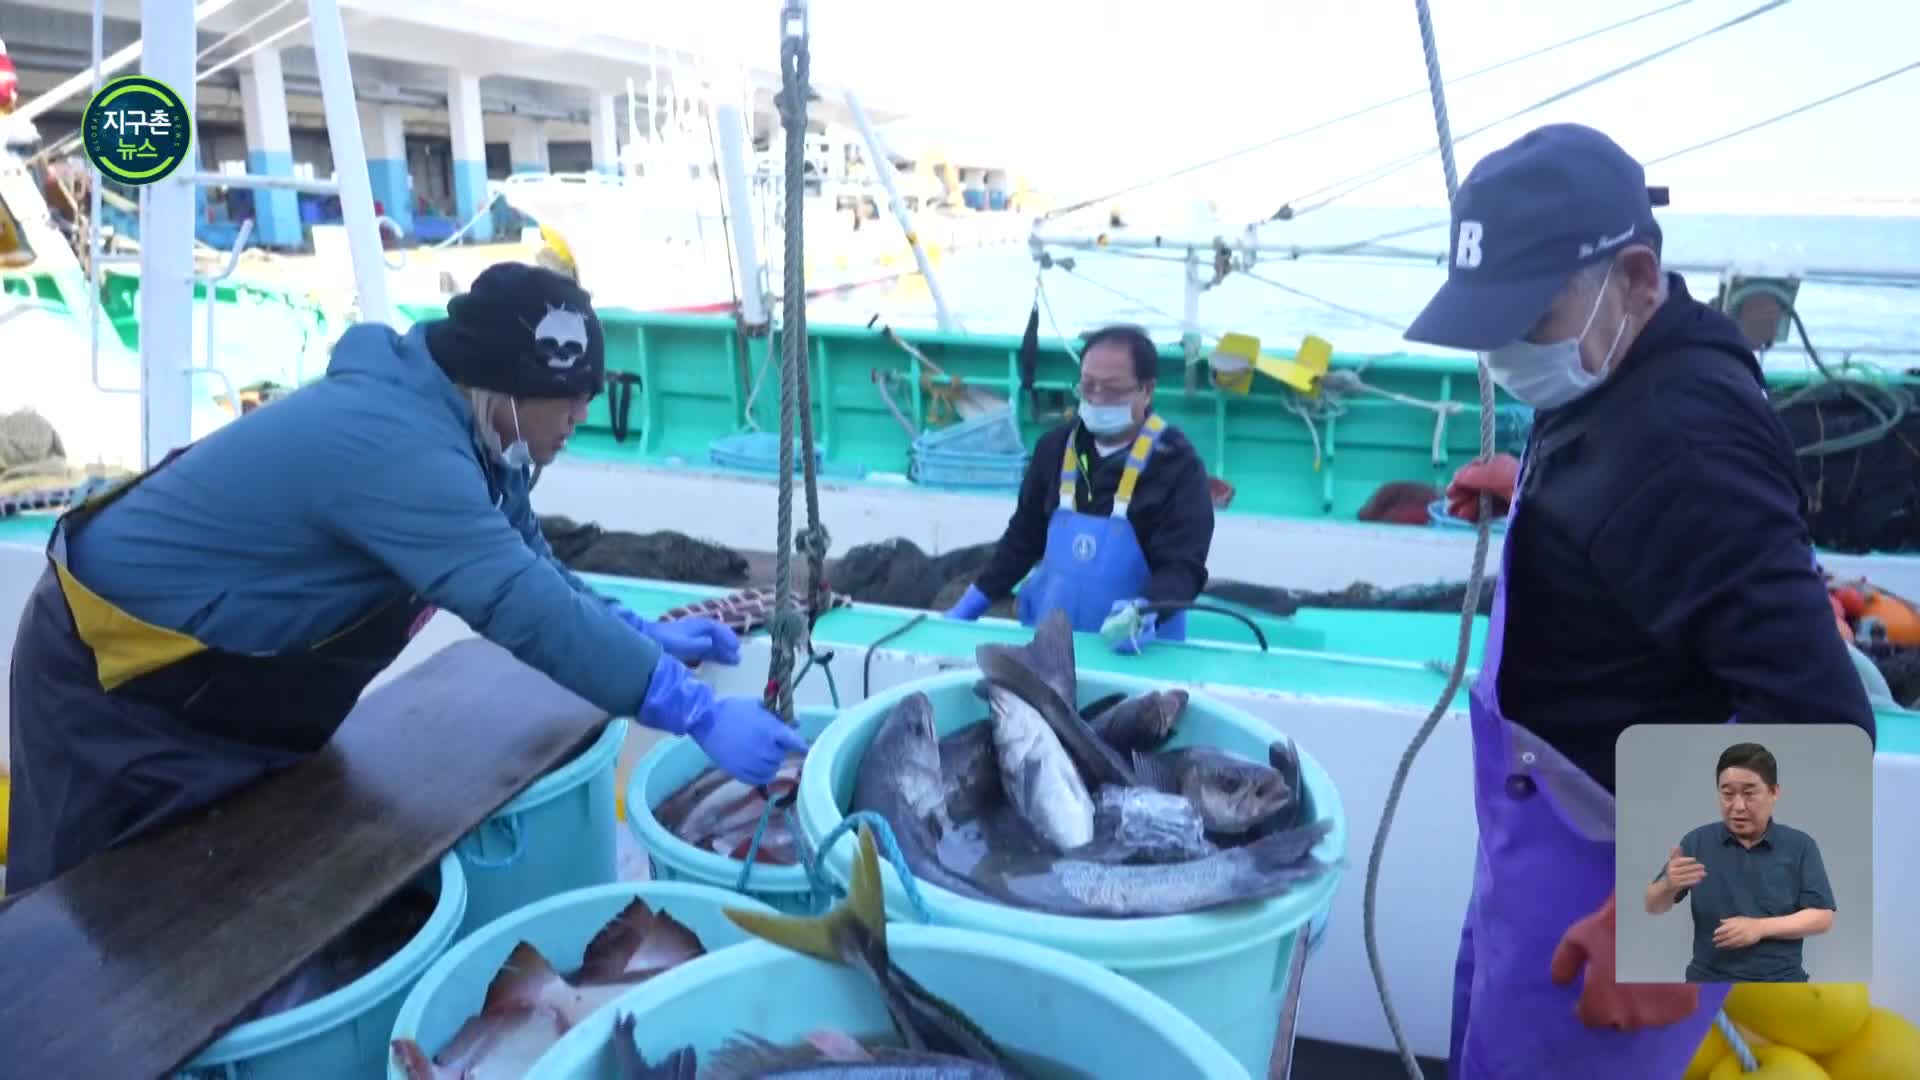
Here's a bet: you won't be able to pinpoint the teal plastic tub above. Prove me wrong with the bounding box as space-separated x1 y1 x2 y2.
626 706 835 915
452 717 627 938
176 853 467 1080
794 669 1347 1077
524 923 1251 1079
387 880 774 1080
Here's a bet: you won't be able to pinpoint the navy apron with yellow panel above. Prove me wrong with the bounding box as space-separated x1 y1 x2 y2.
5 443 432 893
1014 415 1188 642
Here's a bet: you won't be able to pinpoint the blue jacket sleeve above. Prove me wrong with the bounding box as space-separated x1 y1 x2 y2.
1588 379 1876 744
319 434 671 724
504 472 614 607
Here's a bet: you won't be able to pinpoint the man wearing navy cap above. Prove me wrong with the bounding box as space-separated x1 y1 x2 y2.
6 261 806 894
1405 124 1875 1078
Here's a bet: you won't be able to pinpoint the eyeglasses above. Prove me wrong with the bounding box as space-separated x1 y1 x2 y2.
1077 380 1141 404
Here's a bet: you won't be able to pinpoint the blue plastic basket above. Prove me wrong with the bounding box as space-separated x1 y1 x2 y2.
913 410 1025 456
708 432 826 474
910 410 1027 490
909 452 1029 490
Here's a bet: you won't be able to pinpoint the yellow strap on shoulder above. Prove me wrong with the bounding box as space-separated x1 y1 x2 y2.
1113 415 1168 510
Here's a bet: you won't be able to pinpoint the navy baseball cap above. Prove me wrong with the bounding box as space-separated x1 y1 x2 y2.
1405 123 1661 352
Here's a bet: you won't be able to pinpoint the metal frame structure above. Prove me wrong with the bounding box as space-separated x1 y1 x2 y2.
121 0 391 468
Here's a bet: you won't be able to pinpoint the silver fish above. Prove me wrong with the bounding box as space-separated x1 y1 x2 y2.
974 609 1136 790
1131 745 1295 836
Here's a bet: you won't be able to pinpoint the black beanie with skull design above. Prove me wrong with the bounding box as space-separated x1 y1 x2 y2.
424 261 606 400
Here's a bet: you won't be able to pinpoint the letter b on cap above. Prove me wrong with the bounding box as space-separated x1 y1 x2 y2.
1455 220 1484 270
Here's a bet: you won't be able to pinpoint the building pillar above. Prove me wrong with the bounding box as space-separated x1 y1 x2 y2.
360 102 412 236
508 115 549 175
237 48 302 250
447 70 492 242
590 95 619 175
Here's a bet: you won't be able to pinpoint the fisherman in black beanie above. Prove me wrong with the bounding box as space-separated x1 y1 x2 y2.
5 260 806 894
424 261 606 470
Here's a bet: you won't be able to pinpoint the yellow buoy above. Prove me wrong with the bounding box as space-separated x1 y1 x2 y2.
1708 1044 1833 1080
1726 984 1873 1056
1819 1007 1920 1080
0 771 9 864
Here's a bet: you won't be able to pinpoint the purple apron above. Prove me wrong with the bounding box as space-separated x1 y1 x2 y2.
1449 462 1730 1078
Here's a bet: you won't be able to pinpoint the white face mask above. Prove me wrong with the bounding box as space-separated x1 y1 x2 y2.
1483 265 1630 410
501 398 533 471
1079 402 1136 437
472 389 534 473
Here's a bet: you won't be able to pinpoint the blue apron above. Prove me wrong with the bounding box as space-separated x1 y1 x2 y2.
1014 415 1189 642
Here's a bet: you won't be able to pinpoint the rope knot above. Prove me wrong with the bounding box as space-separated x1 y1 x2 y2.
795 524 832 561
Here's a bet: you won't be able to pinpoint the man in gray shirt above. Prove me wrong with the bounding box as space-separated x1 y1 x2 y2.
1644 742 1837 982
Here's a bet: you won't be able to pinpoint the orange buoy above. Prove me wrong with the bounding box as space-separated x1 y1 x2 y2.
1859 588 1920 647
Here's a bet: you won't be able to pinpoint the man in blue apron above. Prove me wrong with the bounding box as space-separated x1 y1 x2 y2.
943 324 1216 653
1403 124 1876 1078
5 262 803 894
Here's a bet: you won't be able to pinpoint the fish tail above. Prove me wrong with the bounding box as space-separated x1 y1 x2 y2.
721 824 889 966
618 1013 698 1080
482 940 563 1013
1021 608 1078 704
577 898 705 982
1245 816 1336 873
388 1038 438 1080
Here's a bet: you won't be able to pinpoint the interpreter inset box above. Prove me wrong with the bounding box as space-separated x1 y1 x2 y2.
1613 724 1873 985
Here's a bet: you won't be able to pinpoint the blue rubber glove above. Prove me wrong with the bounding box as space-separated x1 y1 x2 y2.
640 655 806 785
614 605 742 666
944 584 990 621
1105 598 1158 655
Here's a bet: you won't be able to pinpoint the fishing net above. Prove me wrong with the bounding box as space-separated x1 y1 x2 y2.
1855 640 1920 710
536 516 750 586
1775 381 1920 554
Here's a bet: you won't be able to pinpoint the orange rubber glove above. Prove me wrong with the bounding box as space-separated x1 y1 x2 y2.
1445 453 1521 522
1549 892 1702 1031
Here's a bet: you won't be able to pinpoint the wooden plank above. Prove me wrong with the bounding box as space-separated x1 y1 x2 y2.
0 638 611 1078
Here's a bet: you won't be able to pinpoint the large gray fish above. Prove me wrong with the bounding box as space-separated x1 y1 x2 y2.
974 612 1134 850
1131 745 1296 836
852 692 1000 903
712 826 1017 1075
936 721 1002 823
1088 689 1187 753
390 898 707 1079
960 817 1337 919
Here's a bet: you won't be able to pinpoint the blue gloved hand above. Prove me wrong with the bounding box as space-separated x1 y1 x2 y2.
944 584 990 621
615 605 742 666
1105 598 1158 655
639 655 806 785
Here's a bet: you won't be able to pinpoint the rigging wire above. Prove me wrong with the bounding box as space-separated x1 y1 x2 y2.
1281 0 1791 217
1037 0 1703 223
1297 58 1920 250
